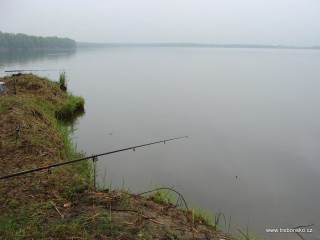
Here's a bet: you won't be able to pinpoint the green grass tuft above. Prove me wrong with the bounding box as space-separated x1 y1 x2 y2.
55 94 84 119
59 71 67 86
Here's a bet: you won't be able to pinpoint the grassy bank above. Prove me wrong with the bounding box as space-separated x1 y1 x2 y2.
0 74 234 239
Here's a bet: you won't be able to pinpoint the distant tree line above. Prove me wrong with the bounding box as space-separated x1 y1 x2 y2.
0 31 76 51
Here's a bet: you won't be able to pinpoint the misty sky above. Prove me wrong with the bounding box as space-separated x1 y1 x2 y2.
0 0 319 46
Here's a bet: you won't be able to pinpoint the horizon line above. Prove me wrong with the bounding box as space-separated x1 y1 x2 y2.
76 42 320 49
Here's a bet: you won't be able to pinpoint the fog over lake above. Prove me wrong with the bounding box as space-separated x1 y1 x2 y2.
1 47 320 239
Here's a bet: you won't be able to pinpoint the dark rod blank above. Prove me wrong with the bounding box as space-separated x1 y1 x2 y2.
0 136 188 180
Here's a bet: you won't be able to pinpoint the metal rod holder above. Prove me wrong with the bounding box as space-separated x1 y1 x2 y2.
13 79 17 95
92 156 98 190
15 123 20 141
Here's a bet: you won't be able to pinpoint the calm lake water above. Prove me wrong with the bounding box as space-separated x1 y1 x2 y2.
1 48 320 239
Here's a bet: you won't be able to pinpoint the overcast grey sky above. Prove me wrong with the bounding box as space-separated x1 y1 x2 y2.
0 0 319 46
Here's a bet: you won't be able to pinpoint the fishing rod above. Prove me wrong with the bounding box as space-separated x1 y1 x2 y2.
5 69 61 73
0 136 188 180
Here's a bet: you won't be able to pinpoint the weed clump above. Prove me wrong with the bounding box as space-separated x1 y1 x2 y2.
55 94 84 119
59 71 67 91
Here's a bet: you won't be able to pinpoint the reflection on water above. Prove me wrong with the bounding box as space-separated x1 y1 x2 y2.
59 108 86 126
1 48 320 239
